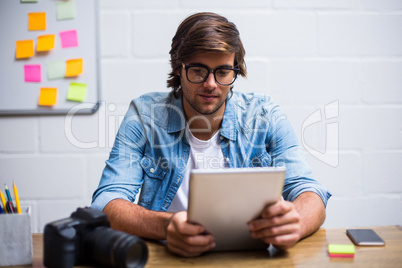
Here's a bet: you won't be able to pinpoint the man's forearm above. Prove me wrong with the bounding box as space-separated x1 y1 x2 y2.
293 191 326 239
103 199 173 240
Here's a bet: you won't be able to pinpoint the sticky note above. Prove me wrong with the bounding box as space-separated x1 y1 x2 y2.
60 30 78 48
329 253 354 258
47 60 65 80
24 64 41 82
21 0 38 2
28 12 46 31
328 244 355 254
16 40 34 59
38 88 57 106
57 1 76 20
65 58 83 77
37 34 55 51
67 83 87 102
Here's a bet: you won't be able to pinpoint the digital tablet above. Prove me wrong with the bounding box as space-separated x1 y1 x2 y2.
187 166 286 251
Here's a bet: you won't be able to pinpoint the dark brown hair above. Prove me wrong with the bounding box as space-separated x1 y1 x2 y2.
167 12 247 97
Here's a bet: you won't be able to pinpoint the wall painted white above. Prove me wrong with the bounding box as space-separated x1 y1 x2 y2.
0 0 401 232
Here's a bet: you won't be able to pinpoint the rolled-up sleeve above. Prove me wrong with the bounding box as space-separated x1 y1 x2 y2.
91 105 147 211
266 106 331 206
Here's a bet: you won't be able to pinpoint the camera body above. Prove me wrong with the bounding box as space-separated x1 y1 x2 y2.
44 207 148 268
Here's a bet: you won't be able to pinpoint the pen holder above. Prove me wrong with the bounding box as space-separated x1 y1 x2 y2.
0 206 32 266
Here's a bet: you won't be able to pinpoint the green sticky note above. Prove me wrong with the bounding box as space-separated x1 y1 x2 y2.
67 83 87 102
21 0 39 3
47 60 65 80
57 1 76 20
328 244 355 254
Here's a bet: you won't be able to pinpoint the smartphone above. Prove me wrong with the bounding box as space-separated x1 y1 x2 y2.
346 229 385 246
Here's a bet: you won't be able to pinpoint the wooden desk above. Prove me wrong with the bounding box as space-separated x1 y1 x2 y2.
15 226 402 267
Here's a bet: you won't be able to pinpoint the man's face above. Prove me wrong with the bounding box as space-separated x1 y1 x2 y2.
179 52 235 120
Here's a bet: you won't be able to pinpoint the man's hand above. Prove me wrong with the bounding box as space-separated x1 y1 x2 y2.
166 211 216 257
248 199 302 250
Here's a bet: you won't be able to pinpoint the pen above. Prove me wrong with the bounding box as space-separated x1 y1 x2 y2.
13 182 22 214
4 184 12 202
0 190 7 214
6 201 14 213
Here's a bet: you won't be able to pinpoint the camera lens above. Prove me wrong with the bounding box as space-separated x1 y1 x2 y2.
113 233 148 268
83 226 148 268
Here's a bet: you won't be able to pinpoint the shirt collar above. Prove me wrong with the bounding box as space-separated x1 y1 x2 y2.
167 93 238 141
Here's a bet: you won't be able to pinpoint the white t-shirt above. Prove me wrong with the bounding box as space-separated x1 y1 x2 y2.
168 126 226 212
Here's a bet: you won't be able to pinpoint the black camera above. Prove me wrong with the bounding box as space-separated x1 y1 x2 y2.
44 207 148 268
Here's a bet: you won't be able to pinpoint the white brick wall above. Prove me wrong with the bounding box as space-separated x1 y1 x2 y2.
1 0 401 232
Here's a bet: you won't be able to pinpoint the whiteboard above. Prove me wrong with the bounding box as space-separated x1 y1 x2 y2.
0 0 100 115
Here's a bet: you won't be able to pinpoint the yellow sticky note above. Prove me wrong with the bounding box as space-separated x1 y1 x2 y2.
65 58 83 77
37 34 55 51
328 244 355 254
28 12 46 31
67 83 87 102
38 88 57 106
16 40 34 59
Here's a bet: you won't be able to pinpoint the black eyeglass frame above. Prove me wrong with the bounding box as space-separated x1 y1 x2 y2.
182 63 240 86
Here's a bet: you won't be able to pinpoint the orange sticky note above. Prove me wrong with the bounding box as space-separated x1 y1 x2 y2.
37 34 55 51
65 58 83 77
38 88 57 106
16 40 34 59
28 12 46 31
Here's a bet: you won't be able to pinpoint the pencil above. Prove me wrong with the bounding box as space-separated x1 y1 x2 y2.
4 184 12 202
13 182 22 214
0 190 7 214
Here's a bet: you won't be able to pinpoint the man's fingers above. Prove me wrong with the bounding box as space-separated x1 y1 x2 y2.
169 230 215 247
169 211 205 236
261 232 301 250
167 234 215 257
250 222 301 239
261 200 293 219
249 209 300 232
166 211 215 257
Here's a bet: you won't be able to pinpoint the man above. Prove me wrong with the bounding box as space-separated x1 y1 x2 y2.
91 12 331 257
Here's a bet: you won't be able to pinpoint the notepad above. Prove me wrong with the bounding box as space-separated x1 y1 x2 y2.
65 58 83 77
37 34 55 51
328 244 355 258
24 64 41 82
57 1 76 20
67 83 87 102
60 30 78 48
47 60 65 80
38 88 57 106
16 40 34 59
28 12 46 31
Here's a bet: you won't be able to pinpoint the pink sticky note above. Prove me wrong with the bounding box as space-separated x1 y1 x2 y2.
59 30 78 48
24 64 41 82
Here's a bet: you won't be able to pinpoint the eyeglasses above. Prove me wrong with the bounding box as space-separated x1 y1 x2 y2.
182 63 239 86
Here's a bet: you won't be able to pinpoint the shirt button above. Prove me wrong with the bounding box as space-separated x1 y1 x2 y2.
150 168 155 173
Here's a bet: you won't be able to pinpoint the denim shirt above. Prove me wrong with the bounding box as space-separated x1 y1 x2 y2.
91 92 331 212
